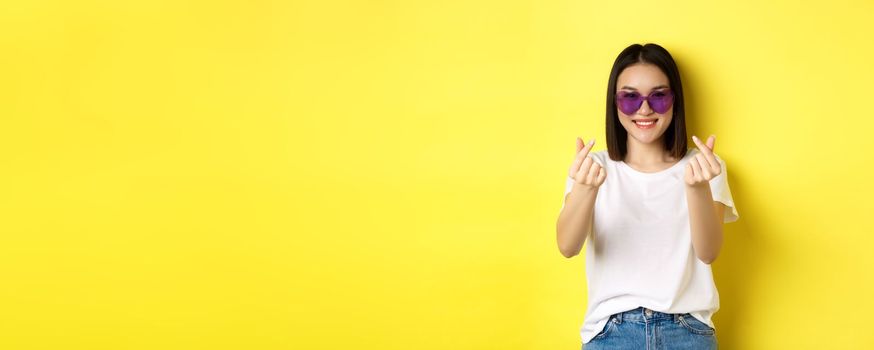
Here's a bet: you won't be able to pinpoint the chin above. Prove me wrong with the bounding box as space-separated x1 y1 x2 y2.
634 135 663 144
626 128 667 144
622 119 669 144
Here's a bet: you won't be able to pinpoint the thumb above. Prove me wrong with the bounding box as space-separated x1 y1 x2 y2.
576 137 584 153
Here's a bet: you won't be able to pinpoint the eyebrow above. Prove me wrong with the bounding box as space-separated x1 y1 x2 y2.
620 84 669 90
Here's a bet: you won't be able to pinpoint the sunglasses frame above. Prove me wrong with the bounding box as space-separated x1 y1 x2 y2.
614 88 674 115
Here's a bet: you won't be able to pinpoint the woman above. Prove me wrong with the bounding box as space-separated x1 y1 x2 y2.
555 43 739 349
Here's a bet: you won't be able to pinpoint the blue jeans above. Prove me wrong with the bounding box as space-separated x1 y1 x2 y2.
583 307 718 350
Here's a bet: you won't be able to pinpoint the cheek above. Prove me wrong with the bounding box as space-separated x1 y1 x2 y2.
661 108 674 125
617 114 633 128
617 109 633 121
663 115 673 126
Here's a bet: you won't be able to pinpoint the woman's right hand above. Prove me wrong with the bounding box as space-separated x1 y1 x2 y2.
557 137 605 257
568 137 607 190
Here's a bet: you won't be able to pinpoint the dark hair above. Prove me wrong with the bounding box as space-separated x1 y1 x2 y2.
605 43 687 161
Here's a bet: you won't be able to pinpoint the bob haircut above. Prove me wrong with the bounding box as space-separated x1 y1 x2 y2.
605 43 687 161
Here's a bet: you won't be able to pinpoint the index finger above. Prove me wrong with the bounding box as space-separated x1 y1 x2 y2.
692 135 719 171
569 138 595 176
575 138 595 160
691 135 711 152
706 135 716 150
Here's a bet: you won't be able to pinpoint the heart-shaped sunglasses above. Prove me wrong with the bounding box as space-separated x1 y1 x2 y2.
615 88 674 115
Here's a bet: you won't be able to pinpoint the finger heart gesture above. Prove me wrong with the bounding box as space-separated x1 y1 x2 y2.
568 137 607 189
684 135 721 187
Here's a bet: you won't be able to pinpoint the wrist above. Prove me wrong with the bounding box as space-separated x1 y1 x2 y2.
571 182 600 197
685 182 711 193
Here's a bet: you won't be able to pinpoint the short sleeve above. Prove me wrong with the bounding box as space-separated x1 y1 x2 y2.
708 154 739 223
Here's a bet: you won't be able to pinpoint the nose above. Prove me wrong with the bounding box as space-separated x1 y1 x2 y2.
637 100 654 116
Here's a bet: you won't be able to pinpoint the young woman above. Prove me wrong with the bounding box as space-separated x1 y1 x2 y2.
555 43 739 349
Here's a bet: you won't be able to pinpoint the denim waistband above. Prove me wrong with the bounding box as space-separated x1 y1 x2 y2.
613 306 684 324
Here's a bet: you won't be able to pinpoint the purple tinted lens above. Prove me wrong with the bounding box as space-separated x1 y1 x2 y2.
649 91 674 114
615 90 673 114
616 92 642 115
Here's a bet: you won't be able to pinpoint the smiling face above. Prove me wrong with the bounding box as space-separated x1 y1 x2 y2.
615 63 674 145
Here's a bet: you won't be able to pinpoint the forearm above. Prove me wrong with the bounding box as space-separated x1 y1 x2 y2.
556 182 598 258
685 183 723 264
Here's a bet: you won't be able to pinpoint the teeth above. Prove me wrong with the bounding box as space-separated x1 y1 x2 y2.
635 120 655 125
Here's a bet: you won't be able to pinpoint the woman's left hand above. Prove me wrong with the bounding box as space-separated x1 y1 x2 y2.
684 135 721 187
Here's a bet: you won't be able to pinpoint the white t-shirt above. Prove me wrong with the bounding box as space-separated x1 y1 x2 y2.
561 148 739 344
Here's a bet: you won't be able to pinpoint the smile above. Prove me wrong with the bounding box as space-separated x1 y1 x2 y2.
633 119 657 129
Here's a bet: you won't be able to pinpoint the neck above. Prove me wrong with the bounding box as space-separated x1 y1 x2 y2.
625 136 673 165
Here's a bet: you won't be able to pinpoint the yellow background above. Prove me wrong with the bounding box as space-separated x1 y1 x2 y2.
1 1 872 349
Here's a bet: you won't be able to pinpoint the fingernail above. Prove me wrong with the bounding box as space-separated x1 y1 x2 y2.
692 135 699 141
588 139 595 146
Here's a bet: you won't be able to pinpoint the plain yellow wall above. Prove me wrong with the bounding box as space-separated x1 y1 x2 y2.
1 0 872 349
